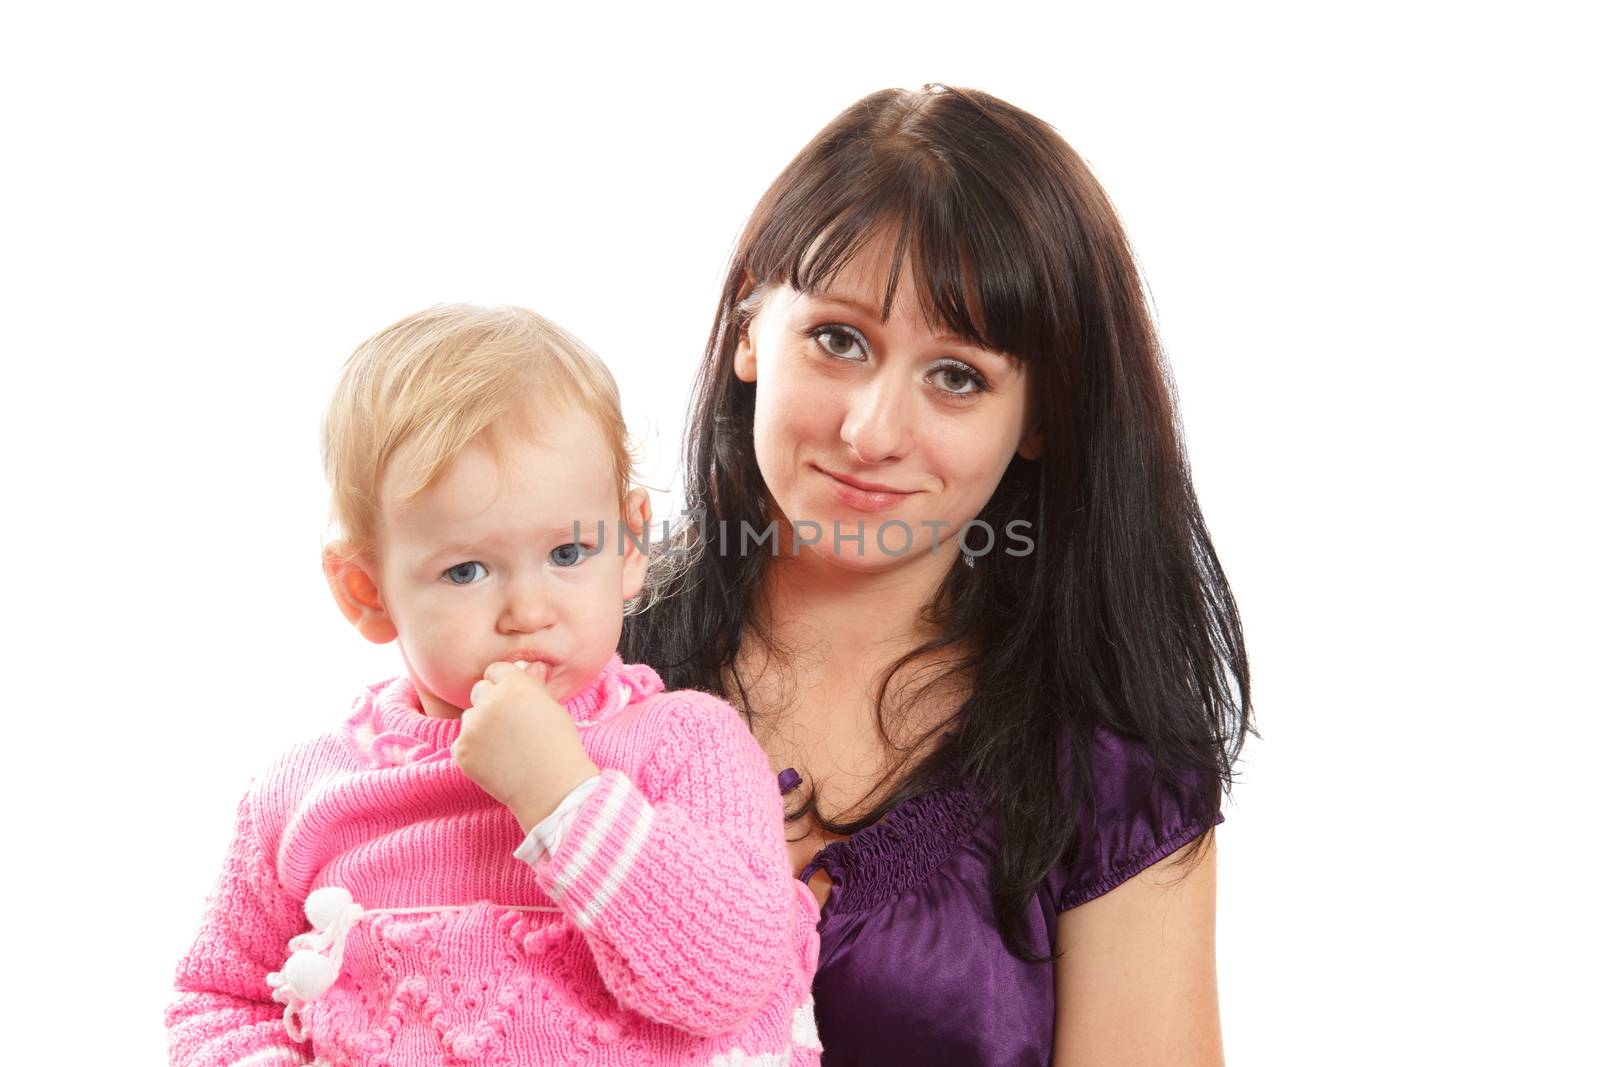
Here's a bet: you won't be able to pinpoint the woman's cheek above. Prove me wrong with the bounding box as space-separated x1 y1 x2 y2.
749 404 798 506
776 387 836 474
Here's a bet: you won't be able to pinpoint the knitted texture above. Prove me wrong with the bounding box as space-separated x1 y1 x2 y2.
167 653 823 1066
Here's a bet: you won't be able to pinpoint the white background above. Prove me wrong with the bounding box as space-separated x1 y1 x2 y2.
3 2 1594 1063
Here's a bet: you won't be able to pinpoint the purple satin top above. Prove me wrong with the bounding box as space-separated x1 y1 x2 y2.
787 725 1224 1066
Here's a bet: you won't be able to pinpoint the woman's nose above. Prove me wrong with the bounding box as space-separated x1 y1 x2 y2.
840 373 911 464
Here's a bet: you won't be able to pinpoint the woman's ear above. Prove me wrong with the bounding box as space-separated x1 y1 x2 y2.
733 275 762 383
619 489 652 601
321 541 398 644
733 327 758 383
1017 423 1044 461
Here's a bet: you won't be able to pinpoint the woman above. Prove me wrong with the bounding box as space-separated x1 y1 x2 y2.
622 84 1252 1065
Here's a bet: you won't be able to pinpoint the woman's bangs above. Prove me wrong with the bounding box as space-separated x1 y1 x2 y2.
756 185 1041 367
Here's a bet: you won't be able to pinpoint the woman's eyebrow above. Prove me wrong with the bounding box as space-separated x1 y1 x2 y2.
808 291 986 349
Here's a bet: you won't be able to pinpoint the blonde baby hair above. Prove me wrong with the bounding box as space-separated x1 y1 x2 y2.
320 303 635 565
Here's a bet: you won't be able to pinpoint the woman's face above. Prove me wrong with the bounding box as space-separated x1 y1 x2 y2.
734 235 1041 573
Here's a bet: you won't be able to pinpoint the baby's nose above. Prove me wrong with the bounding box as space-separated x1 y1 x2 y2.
500 578 557 631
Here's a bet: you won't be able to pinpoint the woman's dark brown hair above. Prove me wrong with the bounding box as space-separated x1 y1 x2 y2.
622 83 1253 961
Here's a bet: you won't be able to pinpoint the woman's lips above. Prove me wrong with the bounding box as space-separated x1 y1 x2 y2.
815 466 916 513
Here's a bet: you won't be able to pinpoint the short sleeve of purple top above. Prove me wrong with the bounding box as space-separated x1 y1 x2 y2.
792 724 1224 1066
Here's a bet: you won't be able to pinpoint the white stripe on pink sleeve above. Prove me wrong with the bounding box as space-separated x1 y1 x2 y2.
576 800 655 929
549 774 634 898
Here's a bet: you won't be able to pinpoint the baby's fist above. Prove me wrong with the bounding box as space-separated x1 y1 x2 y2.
452 661 599 832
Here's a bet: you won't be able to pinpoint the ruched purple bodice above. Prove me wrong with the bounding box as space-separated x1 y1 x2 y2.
787 724 1223 1066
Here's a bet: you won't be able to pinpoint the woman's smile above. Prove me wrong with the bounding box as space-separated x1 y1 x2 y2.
814 464 919 512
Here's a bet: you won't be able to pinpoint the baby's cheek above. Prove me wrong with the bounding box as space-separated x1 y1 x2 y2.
406 630 479 707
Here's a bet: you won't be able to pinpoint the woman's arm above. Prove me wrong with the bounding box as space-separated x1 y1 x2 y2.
1052 830 1224 1066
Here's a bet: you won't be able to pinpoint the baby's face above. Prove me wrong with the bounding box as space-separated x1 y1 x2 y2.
372 402 647 717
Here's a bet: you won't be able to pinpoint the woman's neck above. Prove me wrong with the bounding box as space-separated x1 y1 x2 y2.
753 520 955 676
740 518 971 815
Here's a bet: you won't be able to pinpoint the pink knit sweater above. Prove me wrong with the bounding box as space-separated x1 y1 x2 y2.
167 653 823 1066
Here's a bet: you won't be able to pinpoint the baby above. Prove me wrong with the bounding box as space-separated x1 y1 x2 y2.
167 305 822 1066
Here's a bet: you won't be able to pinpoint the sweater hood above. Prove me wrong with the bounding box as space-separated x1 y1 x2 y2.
343 652 665 769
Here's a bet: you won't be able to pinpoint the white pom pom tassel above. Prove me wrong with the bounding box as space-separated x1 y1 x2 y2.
281 948 340 1000
266 885 366 1042
304 885 356 931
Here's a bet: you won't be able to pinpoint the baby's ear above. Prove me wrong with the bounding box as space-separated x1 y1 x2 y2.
619 489 651 602
321 541 397 644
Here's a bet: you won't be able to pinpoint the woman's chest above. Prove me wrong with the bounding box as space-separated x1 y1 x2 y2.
735 648 966 907
784 814 847 910
806 863 1057 1065
760 727 895 910
796 799 1058 1064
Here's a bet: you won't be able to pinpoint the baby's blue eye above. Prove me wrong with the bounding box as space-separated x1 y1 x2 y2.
550 543 586 567
442 561 487 585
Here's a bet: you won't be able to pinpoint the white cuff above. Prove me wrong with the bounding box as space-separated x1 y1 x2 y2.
512 774 603 867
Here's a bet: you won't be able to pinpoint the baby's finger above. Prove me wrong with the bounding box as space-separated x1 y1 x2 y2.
483 661 521 683
510 660 548 682
468 678 492 707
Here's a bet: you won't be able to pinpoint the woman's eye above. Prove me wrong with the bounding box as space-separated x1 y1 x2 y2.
550 543 587 567
442 561 487 585
809 325 867 361
930 361 988 398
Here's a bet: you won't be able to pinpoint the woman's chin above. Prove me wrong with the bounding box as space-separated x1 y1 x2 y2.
795 542 940 575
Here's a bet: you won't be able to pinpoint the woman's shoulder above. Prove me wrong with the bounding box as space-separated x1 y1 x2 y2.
1049 723 1225 912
